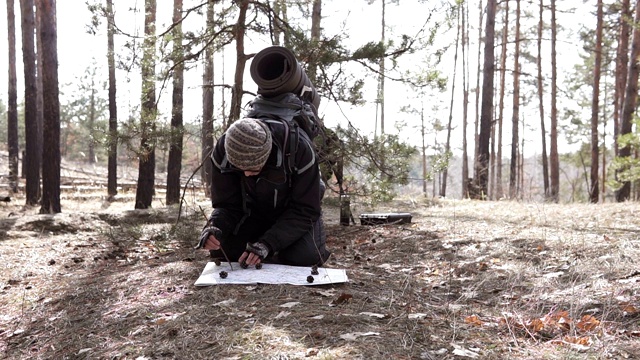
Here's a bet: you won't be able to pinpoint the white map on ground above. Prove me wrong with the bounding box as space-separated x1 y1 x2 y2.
194 262 349 286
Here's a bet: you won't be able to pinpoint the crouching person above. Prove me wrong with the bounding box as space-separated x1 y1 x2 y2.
196 118 331 267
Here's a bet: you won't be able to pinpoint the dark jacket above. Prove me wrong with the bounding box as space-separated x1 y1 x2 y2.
209 119 321 254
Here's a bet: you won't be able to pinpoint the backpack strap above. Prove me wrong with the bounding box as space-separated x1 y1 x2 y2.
248 93 321 140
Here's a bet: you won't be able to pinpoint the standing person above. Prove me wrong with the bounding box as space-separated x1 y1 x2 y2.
196 117 330 267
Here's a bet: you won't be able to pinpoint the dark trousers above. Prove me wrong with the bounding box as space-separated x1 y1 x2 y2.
213 215 331 267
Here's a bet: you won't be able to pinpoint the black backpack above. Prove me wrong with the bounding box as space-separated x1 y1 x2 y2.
246 93 323 176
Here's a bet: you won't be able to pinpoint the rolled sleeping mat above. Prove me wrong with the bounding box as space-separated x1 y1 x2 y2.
250 46 320 109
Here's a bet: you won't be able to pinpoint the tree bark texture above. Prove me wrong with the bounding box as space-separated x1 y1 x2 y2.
472 0 484 178
589 0 603 203
378 0 386 136
7 0 20 193
537 0 549 198
549 0 559 202
509 0 520 200
307 0 322 83
201 0 214 195
135 0 157 209
461 2 471 198
167 0 184 205
38 0 61 214
272 0 283 46
476 0 497 199
20 0 41 205
88 75 96 163
229 0 249 123
616 0 640 202
106 0 118 197
614 0 631 156
35 0 43 166
496 0 508 200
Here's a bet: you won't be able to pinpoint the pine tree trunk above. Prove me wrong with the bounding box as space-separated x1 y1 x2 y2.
537 0 549 198
421 106 427 195
509 0 521 200
280 0 290 48
472 0 484 180
379 0 385 135
549 0 560 202
273 0 283 45
38 0 61 214
135 0 157 209
88 76 96 163
308 0 321 83
614 0 631 157
476 0 497 199
492 75 498 199
496 0 509 200
461 2 471 198
616 0 640 202
229 0 249 123
590 0 603 203
106 0 118 198
35 0 43 172
201 0 214 195
167 0 184 205
7 0 20 193
20 0 40 206
463 0 480 198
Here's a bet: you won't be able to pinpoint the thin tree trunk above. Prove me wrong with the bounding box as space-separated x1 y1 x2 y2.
590 0 603 203
7 0 20 193
520 115 525 196
476 0 497 199
201 0 214 194
614 0 631 157
549 0 560 202
380 0 385 135
461 1 470 198
509 0 521 199
308 0 321 83
106 0 118 198
464 0 481 198
537 0 549 198
273 0 283 45
280 0 290 48
167 0 184 205
229 0 249 123
421 104 427 195
496 0 508 200
20 0 40 206
38 0 61 214
88 75 96 163
616 0 640 202
602 73 608 202
35 0 43 172
134 0 157 209
490 79 496 199
442 3 461 198
473 0 484 179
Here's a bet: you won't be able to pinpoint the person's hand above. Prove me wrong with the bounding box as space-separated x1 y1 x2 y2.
238 242 270 266
195 226 222 250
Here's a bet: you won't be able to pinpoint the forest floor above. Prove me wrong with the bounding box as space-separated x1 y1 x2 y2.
1 182 640 359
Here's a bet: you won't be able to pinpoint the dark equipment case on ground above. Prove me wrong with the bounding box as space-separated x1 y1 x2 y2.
359 213 412 225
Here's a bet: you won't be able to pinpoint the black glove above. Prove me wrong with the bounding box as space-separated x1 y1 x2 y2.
195 226 222 250
245 242 270 260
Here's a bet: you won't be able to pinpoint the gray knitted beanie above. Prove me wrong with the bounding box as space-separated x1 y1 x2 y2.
224 118 272 171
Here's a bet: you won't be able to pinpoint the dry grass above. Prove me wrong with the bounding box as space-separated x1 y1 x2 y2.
1 193 640 359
